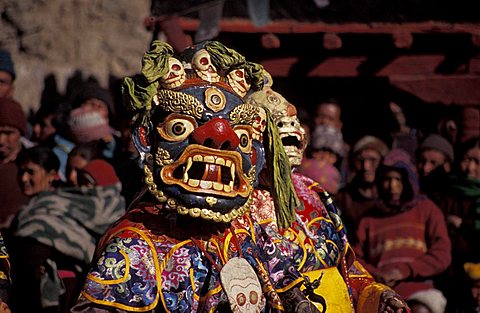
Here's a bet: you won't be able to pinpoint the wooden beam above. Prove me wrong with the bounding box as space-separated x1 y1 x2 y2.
390 75 480 105
263 55 480 77
172 17 480 35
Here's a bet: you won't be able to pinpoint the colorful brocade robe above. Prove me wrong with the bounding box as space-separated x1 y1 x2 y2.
270 172 392 313
76 200 303 313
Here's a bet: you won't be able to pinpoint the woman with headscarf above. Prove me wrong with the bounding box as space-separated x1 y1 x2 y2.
354 149 451 312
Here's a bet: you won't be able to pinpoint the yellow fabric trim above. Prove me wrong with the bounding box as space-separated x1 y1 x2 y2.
357 282 390 313
223 228 252 261
208 238 225 264
258 218 275 225
307 216 331 227
82 291 161 312
204 283 223 299
88 250 130 285
244 214 257 243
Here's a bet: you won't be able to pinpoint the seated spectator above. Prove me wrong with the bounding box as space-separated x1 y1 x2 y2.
69 82 119 159
307 124 346 169
298 124 345 194
416 134 454 201
32 102 75 181
66 141 104 187
0 98 29 228
435 137 480 309
335 135 389 241
9 147 125 312
353 149 451 306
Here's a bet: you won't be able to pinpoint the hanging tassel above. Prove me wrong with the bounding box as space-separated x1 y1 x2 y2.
264 109 303 229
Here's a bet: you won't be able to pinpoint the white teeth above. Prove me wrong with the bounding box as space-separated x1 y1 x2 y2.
188 179 200 187
204 156 215 163
182 155 237 192
200 180 213 189
213 182 223 191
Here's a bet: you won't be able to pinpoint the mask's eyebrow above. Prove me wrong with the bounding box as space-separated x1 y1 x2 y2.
153 90 204 119
229 103 260 126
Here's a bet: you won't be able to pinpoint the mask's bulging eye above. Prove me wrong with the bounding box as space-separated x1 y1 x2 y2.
172 122 186 136
157 114 197 142
234 126 253 153
267 95 279 104
239 134 249 148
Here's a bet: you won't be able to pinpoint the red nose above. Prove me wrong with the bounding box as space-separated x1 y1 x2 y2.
190 117 239 150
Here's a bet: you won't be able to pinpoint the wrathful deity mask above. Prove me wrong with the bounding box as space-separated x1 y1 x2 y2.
246 76 306 167
124 41 266 223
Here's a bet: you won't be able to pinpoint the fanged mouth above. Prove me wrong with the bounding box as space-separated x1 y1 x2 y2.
280 132 304 150
161 145 251 198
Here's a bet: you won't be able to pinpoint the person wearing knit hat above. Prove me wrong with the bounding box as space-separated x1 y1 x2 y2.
416 133 455 205
309 124 345 167
336 135 390 244
0 97 27 163
72 82 115 120
71 82 120 159
0 97 29 228
0 49 15 98
77 159 120 188
417 133 454 178
68 106 113 145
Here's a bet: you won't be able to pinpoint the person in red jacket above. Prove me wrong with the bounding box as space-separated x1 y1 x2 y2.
354 149 451 310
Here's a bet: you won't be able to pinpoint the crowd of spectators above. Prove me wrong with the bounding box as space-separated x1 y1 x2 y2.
300 99 480 313
0 45 479 313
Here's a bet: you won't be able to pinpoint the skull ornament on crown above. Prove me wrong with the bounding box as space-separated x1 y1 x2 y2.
123 41 267 223
245 72 307 167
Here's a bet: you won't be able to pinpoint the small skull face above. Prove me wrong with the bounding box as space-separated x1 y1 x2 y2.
246 88 307 167
192 49 220 83
221 258 266 313
251 108 267 141
276 115 306 167
160 57 186 89
227 69 251 97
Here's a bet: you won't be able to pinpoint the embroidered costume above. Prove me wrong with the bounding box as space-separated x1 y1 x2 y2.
73 41 314 313
245 75 409 312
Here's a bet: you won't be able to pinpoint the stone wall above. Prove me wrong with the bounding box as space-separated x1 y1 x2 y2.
0 0 151 112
